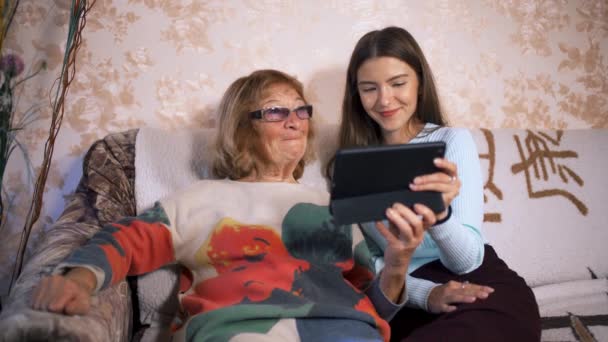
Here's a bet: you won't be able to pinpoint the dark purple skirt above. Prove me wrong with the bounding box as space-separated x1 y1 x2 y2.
390 245 541 342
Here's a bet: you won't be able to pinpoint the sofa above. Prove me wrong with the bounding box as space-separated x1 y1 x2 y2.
0 124 606 342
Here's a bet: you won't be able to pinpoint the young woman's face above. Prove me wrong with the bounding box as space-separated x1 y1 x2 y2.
356 56 420 144
253 83 309 170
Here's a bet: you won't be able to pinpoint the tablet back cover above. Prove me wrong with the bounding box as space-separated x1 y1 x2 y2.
330 142 446 225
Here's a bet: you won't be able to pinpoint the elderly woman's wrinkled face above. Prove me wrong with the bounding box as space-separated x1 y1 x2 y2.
253 83 309 169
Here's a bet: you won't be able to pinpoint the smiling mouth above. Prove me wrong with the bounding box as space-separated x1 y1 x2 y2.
379 109 399 117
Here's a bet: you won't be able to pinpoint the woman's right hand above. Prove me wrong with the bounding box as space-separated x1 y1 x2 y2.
31 267 97 315
427 280 494 314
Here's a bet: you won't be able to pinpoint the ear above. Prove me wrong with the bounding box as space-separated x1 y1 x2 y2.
250 120 261 132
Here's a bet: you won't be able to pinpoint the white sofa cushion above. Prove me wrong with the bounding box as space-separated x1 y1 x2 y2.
471 129 608 287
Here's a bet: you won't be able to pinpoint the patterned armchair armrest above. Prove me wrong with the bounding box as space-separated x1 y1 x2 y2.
0 130 139 342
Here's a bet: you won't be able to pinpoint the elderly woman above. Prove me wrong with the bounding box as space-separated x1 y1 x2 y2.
30 69 430 342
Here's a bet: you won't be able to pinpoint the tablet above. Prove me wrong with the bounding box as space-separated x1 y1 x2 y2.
330 141 446 225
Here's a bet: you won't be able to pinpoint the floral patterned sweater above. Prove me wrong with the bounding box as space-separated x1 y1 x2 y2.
57 179 405 342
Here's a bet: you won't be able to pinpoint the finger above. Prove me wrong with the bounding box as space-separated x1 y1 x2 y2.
385 207 413 243
31 278 47 310
391 202 417 216
48 281 76 312
461 294 478 303
463 284 495 298
433 158 458 176
65 295 91 315
476 291 490 299
443 304 457 313
461 282 493 292
409 178 461 193
410 180 458 194
442 281 478 304
39 276 59 310
375 220 400 244
32 277 47 309
391 203 425 238
385 207 415 242
413 204 437 227
387 219 401 238
450 293 477 304
48 291 72 312
412 172 451 185
461 288 488 299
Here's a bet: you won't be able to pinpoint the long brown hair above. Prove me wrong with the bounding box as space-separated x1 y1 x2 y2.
327 26 447 178
213 69 315 180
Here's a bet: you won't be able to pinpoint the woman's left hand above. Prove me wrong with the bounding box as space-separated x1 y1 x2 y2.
374 202 436 303
409 158 460 221
427 280 494 314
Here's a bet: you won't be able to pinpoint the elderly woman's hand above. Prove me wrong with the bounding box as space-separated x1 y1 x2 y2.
31 267 97 315
374 202 435 302
409 158 460 221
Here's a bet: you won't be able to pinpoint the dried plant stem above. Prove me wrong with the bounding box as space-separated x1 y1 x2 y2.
0 0 21 53
8 0 96 293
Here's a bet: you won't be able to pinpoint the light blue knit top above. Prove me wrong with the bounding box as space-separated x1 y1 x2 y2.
361 123 485 311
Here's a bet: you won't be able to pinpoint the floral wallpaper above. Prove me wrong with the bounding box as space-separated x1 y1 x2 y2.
0 0 606 296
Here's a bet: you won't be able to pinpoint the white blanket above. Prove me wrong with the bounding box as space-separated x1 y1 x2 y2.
534 279 608 341
135 127 217 213
135 125 336 213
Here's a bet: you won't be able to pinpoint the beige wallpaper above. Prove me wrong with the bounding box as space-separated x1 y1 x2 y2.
0 0 606 295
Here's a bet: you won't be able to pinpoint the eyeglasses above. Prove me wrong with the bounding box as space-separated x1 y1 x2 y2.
249 104 313 122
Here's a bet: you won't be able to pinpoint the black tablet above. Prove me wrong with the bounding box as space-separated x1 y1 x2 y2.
330 141 446 225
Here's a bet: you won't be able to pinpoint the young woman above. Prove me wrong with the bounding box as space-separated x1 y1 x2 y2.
334 26 541 341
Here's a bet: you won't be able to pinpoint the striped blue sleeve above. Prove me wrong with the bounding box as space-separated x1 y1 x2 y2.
429 128 485 274
404 275 440 310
